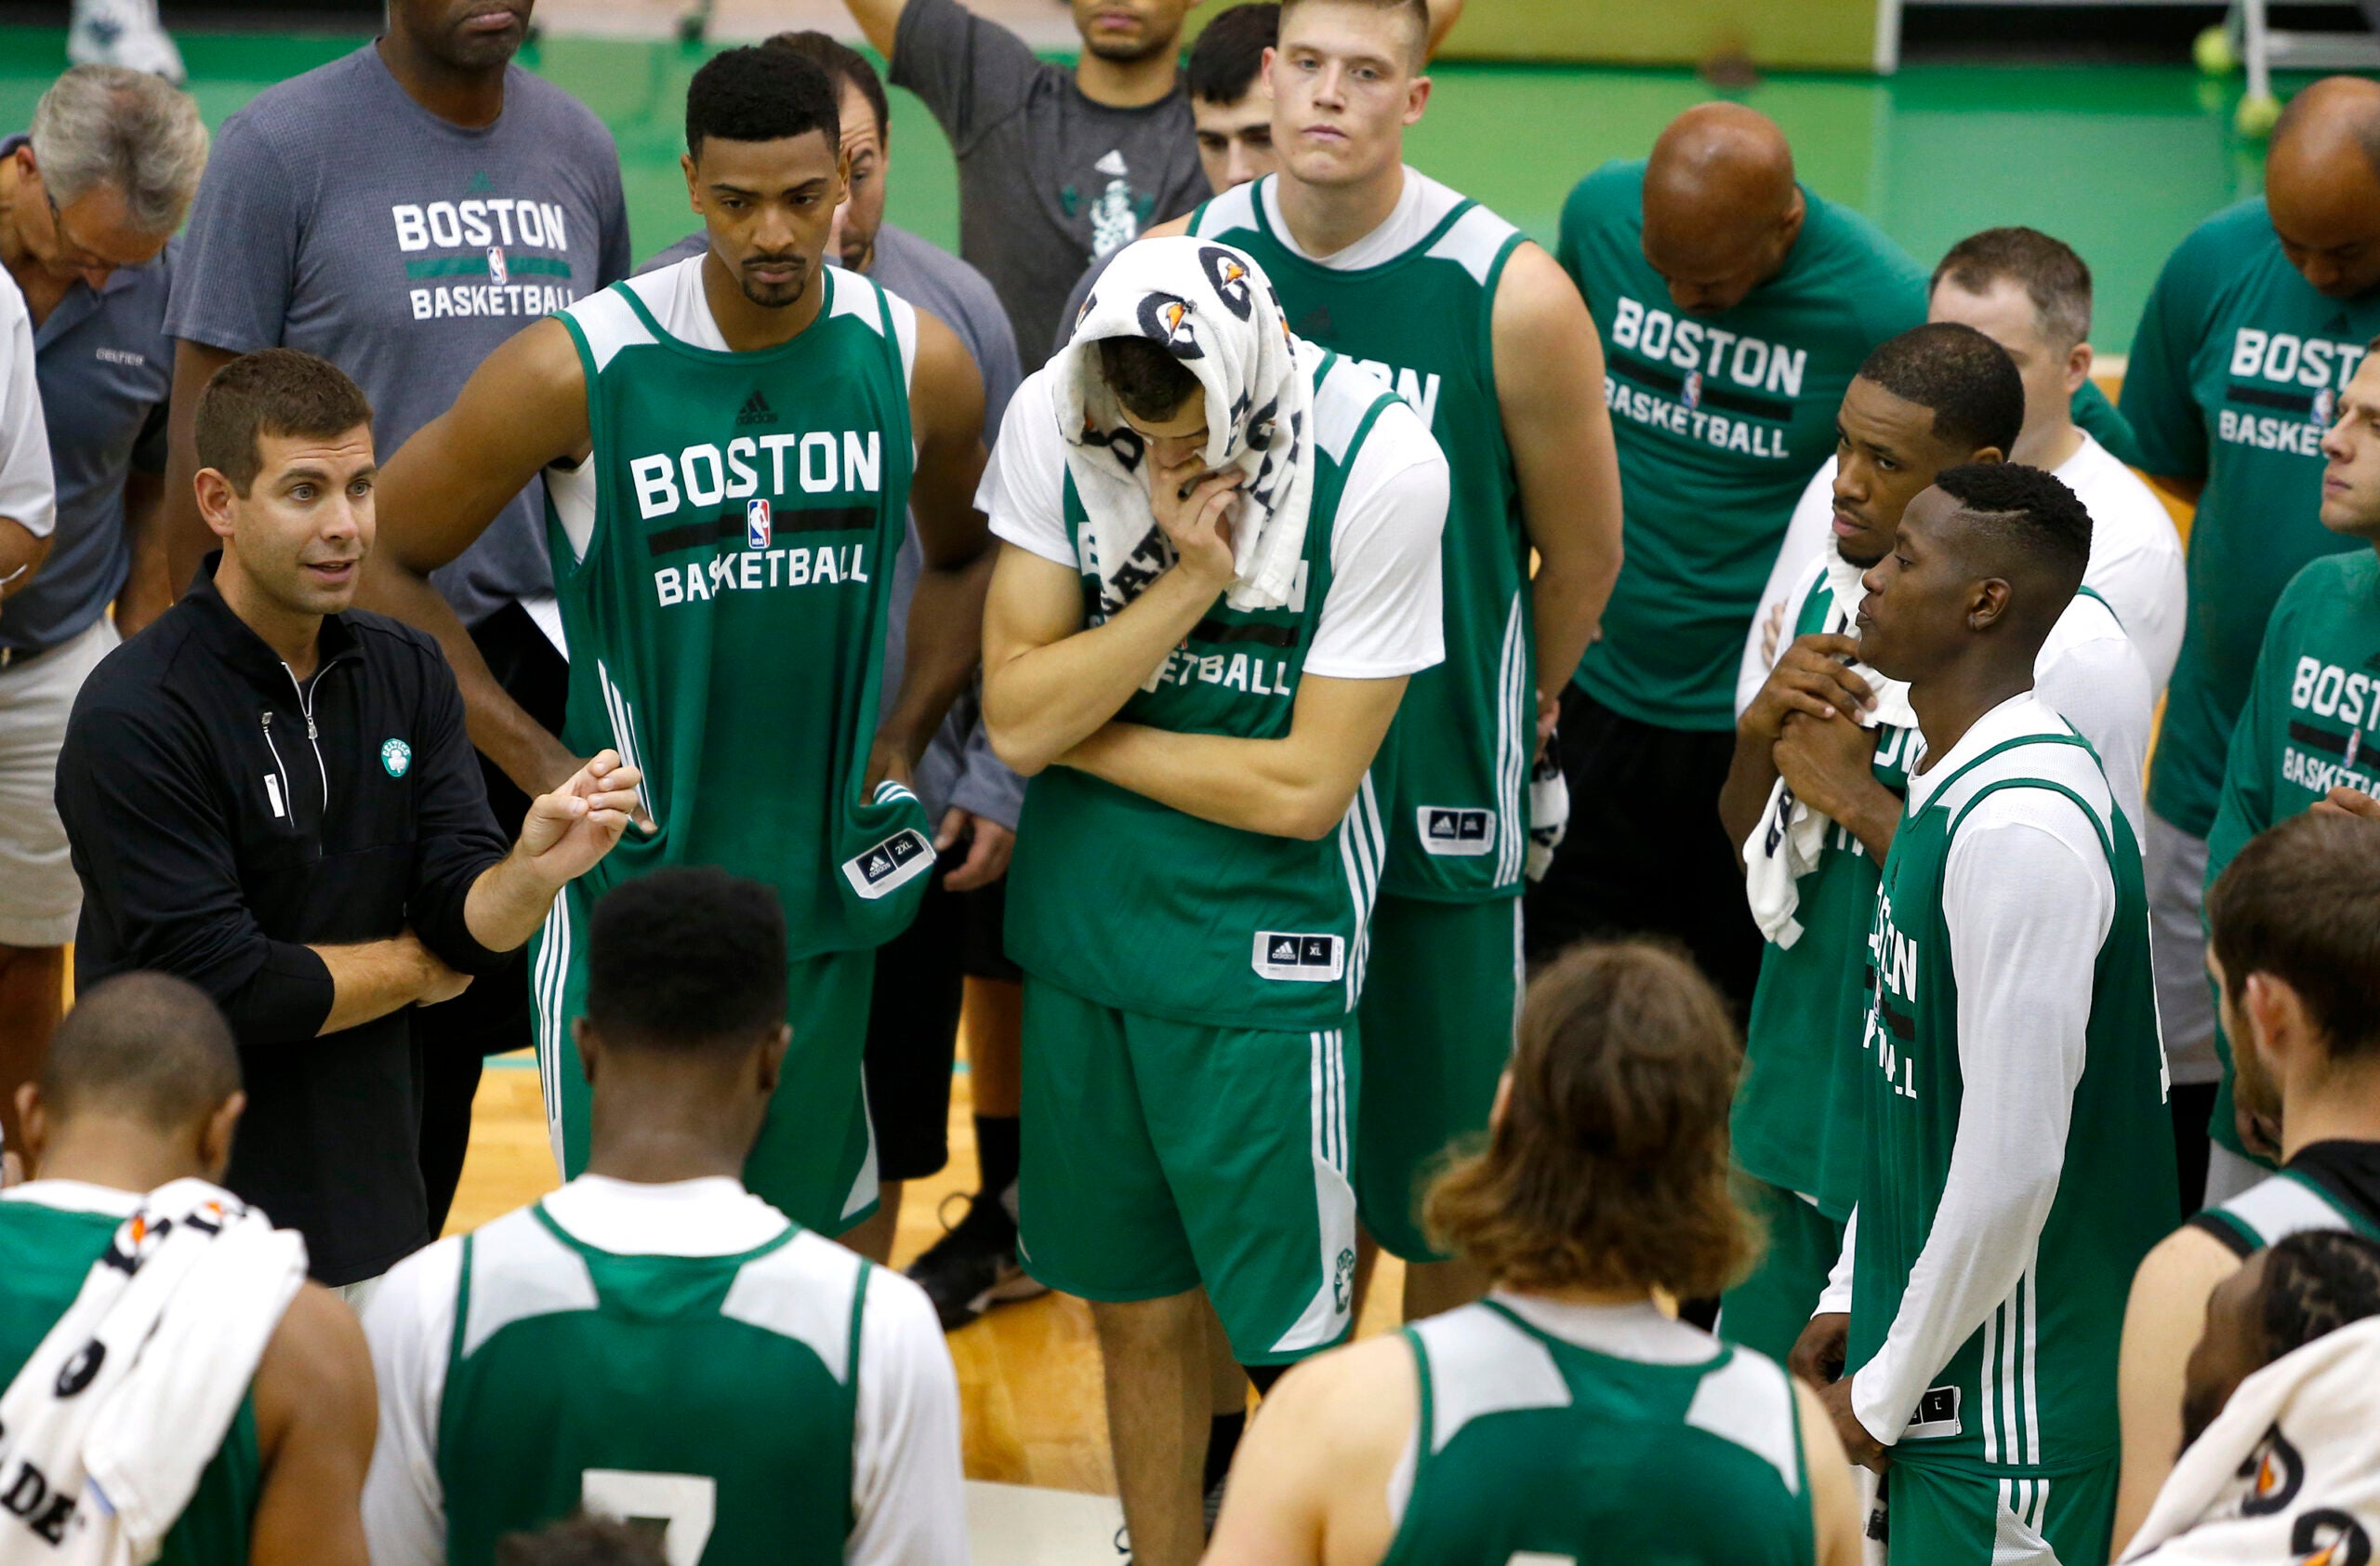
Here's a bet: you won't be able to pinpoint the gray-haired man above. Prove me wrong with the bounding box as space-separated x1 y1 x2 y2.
0 62 206 1159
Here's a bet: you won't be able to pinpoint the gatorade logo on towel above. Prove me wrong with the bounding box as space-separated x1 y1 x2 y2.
1417 806 1493 856
841 829 934 900
1252 931 1342 982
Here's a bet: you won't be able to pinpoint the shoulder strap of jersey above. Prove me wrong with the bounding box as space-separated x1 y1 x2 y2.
1399 1322 1435 1477
843 1258 871 1533
613 275 672 344
1946 775 2116 870
2284 1167 2380 1241
449 1231 477 1369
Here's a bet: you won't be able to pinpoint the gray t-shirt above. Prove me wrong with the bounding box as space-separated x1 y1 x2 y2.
891 0 1209 374
165 45 631 627
641 224 1025 829
3 134 172 655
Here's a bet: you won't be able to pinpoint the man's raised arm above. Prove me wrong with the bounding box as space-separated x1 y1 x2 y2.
356 317 592 798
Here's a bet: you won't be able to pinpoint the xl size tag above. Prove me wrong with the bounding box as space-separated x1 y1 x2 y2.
1252 932 1343 982
1417 806 1493 856
1904 1386 1961 1440
842 828 934 900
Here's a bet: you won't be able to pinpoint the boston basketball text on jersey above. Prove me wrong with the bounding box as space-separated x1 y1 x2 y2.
2278 654 2380 795
392 192 588 321
632 431 888 607
2218 327 2372 453
1601 293 1805 458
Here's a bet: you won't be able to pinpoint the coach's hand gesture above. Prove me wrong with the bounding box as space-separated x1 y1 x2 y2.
520 750 647 884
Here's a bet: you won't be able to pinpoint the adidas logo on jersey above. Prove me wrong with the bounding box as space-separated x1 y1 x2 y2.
736 390 776 429
1416 806 1492 856
1251 932 1342 983
841 828 934 901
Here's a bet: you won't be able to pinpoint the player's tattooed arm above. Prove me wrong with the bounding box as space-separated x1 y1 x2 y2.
869 309 993 799
1495 241 1622 754
358 318 594 801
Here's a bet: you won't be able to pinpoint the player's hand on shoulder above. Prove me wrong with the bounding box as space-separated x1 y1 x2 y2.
1148 452 1241 590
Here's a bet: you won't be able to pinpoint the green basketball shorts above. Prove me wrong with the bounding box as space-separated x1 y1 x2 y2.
1718 1174 1847 1364
1015 976 1360 1365
1880 1460 2116 1566
1354 894 1522 1261
533 882 879 1234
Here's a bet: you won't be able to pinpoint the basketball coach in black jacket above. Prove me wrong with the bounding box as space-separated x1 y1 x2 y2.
53 350 642 1292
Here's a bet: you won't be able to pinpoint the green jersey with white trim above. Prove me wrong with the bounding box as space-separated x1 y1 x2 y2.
539 259 932 962
2195 1166 2380 1256
2203 550 2380 1161
1189 173 1534 902
1852 728 2172 1473
1736 564 1919 1219
0 1192 260 1566
1380 1297 1814 1566
1003 352 1408 1030
435 1203 867 1566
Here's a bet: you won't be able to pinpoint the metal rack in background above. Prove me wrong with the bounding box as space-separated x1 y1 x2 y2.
2197 0 2380 134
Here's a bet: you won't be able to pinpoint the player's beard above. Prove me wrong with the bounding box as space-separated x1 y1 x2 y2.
737 257 811 310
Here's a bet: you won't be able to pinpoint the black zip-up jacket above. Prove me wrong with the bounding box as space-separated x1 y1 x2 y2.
56 556 512 1283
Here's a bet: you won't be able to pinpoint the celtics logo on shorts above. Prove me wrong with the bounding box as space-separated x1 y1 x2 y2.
380 737 413 778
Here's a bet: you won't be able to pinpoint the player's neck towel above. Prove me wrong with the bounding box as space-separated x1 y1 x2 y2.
1057 236 1318 620
1741 548 1917 946
0 1179 306 1566
2121 1314 2380 1563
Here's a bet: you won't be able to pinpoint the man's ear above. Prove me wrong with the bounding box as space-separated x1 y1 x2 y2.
201 1090 245 1181
1966 577 2013 631
681 150 702 215
192 469 240 541
2066 340 2095 396
2243 972 2319 1077
573 1016 602 1088
756 1023 792 1098
1969 446 2007 466
15 1082 47 1170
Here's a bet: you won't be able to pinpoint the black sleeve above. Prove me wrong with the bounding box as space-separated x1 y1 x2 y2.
403 644 514 975
889 0 1039 151
130 399 170 476
56 696 336 1042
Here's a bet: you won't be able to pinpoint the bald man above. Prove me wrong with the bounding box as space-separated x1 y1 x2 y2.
1528 105 1927 1000
2121 75 2380 1211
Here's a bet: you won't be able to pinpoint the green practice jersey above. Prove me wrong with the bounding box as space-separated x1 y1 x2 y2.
542 259 934 957
436 1204 866 1566
2122 202 2380 836
1735 563 1919 1219
1381 1298 1814 1566
0 1191 259 1566
2195 1166 2380 1256
2202 550 2380 1158
1852 728 2173 1473
1557 161 1927 732
1188 173 1534 901
1004 352 1409 1030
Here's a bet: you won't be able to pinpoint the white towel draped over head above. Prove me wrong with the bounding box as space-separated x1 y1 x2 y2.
0 1179 307 1566
2122 1313 2380 1564
1058 235 1320 617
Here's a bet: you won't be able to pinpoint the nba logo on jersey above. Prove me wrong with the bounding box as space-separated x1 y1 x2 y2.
1417 807 1493 856
2313 387 2337 426
1681 369 1703 411
747 498 772 551
487 247 509 287
1252 931 1344 982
